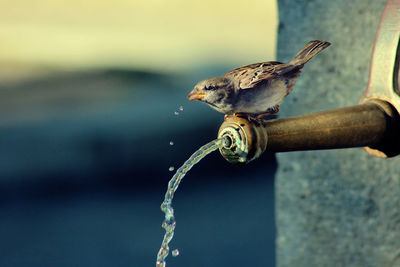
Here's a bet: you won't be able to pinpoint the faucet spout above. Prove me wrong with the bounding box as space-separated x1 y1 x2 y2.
218 99 400 163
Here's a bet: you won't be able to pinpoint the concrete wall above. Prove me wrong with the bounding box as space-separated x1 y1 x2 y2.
276 1 400 266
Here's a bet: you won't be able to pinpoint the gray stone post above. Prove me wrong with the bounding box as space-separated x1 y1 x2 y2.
276 1 400 266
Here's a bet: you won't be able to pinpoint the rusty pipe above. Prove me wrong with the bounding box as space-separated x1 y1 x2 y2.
217 99 400 163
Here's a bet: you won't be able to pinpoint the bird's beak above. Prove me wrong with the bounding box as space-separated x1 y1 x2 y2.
187 88 206 101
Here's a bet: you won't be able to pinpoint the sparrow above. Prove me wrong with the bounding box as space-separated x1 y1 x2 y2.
187 40 331 120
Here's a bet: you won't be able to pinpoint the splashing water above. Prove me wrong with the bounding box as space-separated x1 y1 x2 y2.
169 141 174 146
156 138 224 267
179 106 184 111
172 249 180 257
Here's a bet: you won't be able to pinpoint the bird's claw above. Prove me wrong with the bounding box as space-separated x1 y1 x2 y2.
224 112 272 123
224 114 233 120
224 113 251 121
235 113 264 123
255 113 272 121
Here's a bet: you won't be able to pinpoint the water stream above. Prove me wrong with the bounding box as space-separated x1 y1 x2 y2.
156 138 225 267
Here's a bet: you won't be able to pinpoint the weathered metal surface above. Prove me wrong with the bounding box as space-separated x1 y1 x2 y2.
264 100 400 155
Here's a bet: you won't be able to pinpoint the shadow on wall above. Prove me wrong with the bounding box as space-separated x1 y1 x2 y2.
0 69 277 267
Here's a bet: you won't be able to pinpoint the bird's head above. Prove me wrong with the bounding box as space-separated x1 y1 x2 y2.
187 77 232 109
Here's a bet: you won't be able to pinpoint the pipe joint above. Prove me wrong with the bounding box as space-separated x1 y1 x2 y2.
217 117 268 163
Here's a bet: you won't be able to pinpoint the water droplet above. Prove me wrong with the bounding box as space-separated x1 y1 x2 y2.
174 111 179 115
179 106 184 111
169 141 174 146
169 166 175 172
172 249 180 257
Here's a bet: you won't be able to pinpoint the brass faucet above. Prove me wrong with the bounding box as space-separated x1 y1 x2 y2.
218 0 400 163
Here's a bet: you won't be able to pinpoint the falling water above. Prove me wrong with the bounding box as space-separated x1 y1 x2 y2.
172 249 179 257
156 138 225 267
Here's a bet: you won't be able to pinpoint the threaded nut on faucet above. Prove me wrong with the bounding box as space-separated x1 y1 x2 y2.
217 116 268 163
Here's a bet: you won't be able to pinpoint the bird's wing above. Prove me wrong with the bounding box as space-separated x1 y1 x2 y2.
224 61 296 90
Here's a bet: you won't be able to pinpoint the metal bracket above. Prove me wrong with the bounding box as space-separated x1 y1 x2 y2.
360 0 400 157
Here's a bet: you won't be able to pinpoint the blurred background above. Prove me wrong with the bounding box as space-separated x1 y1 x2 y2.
0 0 278 266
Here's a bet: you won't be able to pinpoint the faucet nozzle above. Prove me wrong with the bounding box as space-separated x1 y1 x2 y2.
217 117 268 163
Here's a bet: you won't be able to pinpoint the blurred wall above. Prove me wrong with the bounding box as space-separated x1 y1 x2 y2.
0 1 278 266
276 1 400 266
0 0 277 73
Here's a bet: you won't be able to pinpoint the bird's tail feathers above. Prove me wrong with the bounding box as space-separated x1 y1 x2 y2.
289 40 331 66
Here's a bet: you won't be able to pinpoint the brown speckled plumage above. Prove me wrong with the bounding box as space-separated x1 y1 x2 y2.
188 40 330 118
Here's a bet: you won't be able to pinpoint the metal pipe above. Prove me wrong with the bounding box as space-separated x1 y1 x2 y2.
217 99 400 163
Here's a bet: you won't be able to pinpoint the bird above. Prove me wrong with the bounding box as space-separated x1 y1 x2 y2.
187 40 331 120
